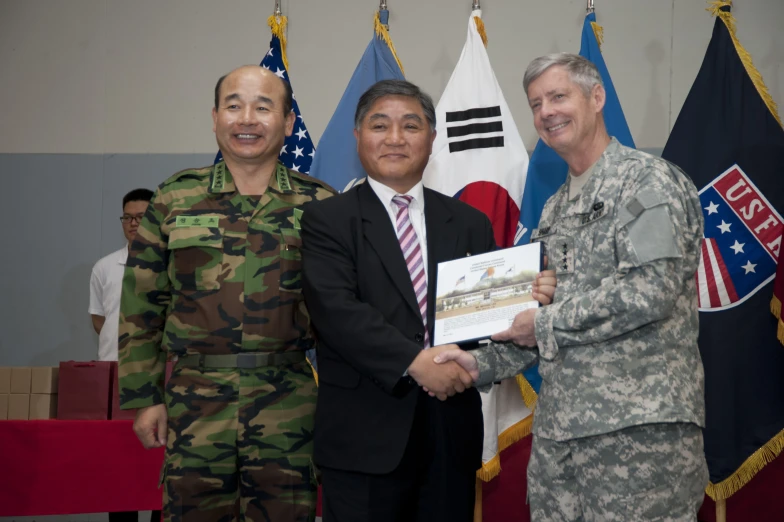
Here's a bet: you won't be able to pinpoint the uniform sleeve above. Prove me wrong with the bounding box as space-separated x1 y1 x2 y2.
473 342 540 388
535 167 698 361
118 189 170 409
88 264 104 315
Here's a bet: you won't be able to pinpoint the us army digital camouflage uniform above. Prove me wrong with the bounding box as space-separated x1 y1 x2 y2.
474 139 709 521
118 161 335 522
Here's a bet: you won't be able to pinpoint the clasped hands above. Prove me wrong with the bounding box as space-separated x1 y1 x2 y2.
408 267 556 401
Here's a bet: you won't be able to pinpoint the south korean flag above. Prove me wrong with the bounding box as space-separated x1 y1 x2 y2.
423 9 529 249
422 9 532 490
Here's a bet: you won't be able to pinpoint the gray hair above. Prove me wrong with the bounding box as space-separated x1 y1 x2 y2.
354 80 436 131
523 53 603 98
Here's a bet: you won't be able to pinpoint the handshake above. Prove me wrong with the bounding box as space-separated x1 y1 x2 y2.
406 343 479 401
407 266 557 401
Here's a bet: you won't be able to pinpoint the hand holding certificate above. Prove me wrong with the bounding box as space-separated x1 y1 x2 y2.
433 242 544 346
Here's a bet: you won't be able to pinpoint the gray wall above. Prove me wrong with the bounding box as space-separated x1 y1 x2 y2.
1 0 783 366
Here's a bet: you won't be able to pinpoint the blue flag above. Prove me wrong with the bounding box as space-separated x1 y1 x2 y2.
215 19 315 174
309 10 405 191
518 12 636 393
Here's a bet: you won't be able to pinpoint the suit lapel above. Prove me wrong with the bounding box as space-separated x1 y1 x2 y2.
424 189 458 330
358 184 422 319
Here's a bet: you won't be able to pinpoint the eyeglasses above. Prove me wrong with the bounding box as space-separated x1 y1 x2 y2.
120 214 145 224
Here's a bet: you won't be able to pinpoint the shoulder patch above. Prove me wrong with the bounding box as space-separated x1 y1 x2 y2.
289 170 338 195
161 164 213 187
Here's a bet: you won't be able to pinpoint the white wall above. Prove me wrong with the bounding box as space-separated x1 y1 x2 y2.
1 0 782 154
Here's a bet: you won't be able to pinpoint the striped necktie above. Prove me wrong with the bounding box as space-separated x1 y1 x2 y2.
392 195 430 348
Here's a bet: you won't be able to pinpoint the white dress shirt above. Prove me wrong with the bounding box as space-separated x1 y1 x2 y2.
88 245 129 361
365 176 429 279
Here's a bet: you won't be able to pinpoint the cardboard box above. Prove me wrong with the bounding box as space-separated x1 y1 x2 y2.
0 394 8 419
10 368 31 394
31 367 59 394
29 393 58 419
8 394 30 420
0 368 10 394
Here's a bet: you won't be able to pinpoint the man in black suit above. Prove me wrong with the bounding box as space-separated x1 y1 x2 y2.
300 80 494 522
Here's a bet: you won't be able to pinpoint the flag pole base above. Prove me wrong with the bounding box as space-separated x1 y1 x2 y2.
716 498 727 522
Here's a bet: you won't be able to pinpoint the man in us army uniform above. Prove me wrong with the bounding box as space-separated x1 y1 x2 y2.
118 65 335 521
436 53 708 521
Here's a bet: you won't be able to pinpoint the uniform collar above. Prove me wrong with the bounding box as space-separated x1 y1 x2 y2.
562 137 622 216
366 176 425 211
209 161 294 195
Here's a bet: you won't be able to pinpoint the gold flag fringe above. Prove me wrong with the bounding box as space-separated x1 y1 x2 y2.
708 2 782 127
374 12 405 76
474 413 534 522
516 373 539 410
476 414 534 482
705 428 784 500
590 21 604 50
307 360 319 386
267 15 289 72
772 294 784 346
473 16 488 48
772 294 782 319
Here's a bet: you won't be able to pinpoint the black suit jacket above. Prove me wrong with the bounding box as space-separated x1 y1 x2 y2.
301 182 496 474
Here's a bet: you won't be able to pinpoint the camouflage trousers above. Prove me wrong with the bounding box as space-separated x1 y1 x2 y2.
528 423 708 522
162 361 317 522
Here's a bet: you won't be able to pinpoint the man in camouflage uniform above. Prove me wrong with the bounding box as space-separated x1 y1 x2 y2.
118 65 335 522
436 53 708 521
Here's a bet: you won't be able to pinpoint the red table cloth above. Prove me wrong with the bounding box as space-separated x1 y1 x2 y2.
1 420 780 520
0 420 163 516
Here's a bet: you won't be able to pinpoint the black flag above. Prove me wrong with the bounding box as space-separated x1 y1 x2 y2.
662 3 784 501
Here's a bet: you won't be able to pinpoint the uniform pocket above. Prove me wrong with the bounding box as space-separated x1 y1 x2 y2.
167 226 224 291
279 228 303 293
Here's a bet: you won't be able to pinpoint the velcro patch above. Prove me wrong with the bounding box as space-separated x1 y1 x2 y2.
176 215 220 227
293 208 303 230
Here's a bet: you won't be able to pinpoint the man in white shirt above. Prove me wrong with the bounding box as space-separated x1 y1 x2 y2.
89 188 161 522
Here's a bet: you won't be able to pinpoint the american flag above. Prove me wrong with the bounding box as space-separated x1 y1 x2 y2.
215 33 315 174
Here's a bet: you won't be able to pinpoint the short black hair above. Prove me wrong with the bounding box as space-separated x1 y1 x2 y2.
354 79 436 131
123 188 153 208
214 71 293 115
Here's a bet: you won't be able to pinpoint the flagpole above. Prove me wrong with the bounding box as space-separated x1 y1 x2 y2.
716 499 727 522
274 0 281 17
472 0 480 10
587 0 595 13
379 0 389 30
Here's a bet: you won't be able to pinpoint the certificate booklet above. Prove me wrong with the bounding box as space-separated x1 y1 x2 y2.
433 242 543 346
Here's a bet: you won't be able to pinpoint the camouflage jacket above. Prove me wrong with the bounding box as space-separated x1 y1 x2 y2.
118 161 336 409
475 139 706 441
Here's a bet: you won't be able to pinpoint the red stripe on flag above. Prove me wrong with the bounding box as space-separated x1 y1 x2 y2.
457 181 520 248
702 239 721 308
711 240 739 303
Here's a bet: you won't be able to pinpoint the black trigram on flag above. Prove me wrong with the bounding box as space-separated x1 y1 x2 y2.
446 106 504 153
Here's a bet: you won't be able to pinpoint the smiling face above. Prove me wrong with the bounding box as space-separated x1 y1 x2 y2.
353 95 436 193
526 65 605 157
211 66 295 166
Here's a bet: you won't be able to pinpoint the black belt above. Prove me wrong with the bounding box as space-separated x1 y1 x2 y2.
176 352 307 370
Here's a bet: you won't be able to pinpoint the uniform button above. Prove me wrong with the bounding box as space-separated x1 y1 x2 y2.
414 333 424 342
